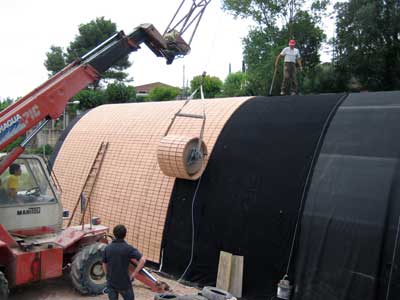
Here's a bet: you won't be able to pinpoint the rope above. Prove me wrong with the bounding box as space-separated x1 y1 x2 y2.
174 3 221 282
202 3 222 72
178 175 203 282
176 73 207 283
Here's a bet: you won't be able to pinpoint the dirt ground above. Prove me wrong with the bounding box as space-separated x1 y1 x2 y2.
9 273 199 300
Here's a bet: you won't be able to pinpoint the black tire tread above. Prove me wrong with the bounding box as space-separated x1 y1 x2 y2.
154 293 178 300
178 295 208 300
70 242 106 295
201 287 235 300
0 271 8 300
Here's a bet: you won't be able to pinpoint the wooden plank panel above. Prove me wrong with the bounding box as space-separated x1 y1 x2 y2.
229 255 244 298
216 251 233 291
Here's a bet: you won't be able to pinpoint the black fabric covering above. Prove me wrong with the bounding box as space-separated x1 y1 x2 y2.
294 91 400 300
162 94 345 297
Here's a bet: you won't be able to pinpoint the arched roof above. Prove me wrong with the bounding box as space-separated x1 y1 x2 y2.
53 97 251 262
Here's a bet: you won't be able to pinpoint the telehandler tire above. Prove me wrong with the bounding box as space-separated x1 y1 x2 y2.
201 287 236 300
0 271 8 300
178 295 208 300
154 293 178 300
71 243 107 295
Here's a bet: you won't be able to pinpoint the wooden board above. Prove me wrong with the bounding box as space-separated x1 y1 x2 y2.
216 251 233 291
229 255 244 298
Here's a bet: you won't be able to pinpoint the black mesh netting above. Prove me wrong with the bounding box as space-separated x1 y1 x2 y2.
293 91 400 300
162 94 345 297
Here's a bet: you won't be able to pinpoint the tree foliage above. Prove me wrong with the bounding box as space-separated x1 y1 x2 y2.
223 71 249 97
223 0 328 95
72 82 137 109
242 28 277 95
223 0 329 29
43 17 136 111
333 0 400 91
27 144 54 156
223 0 334 95
44 17 131 83
224 0 303 28
147 86 180 101
105 83 136 103
302 63 341 93
0 98 14 111
44 46 66 77
242 11 325 95
72 90 106 110
190 75 223 98
286 11 325 70
224 0 400 94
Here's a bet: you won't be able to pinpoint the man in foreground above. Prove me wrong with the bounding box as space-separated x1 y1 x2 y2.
103 224 146 300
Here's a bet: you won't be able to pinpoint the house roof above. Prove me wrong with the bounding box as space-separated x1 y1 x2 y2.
135 82 178 94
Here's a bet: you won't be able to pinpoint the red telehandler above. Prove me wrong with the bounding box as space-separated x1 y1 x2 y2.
0 1 211 299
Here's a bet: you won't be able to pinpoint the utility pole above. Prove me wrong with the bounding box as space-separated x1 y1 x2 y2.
182 65 186 99
289 0 295 38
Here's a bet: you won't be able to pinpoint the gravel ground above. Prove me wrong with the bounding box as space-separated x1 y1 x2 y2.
9 273 199 300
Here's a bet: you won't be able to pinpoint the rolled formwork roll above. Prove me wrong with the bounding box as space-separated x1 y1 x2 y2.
157 135 208 180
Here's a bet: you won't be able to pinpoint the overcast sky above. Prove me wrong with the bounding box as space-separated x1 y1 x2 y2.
0 0 334 100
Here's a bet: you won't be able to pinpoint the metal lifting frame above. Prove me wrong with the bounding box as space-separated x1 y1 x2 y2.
163 72 207 157
164 0 212 45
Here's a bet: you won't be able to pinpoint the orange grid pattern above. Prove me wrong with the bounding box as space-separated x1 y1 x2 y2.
157 135 207 180
53 97 252 262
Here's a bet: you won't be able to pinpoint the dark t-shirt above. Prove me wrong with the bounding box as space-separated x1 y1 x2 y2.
103 239 143 290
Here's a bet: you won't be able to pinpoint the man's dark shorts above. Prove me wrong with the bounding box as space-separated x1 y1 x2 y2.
107 286 134 300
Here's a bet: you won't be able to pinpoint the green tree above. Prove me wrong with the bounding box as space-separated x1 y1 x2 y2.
72 89 106 110
223 71 249 96
44 46 66 77
27 144 53 156
224 0 299 28
242 28 278 95
334 0 400 91
147 86 180 101
223 0 329 95
302 63 340 93
105 83 136 103
44 17 131 83
242 12 325 95
281 11 325 71
190 75 223 98
0 98 23 152
223 0 329 30
0 98 14 111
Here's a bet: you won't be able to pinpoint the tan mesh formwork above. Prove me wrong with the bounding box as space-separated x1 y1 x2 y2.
53 97 252 262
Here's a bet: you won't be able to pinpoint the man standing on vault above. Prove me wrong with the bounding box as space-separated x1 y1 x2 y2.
275 39 303 95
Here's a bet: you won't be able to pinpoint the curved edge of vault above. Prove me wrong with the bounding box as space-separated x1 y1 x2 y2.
48 109 91 171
